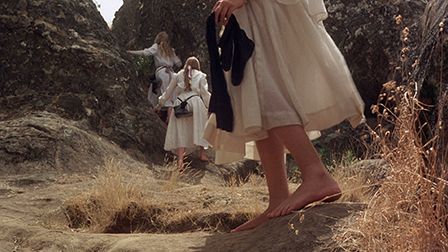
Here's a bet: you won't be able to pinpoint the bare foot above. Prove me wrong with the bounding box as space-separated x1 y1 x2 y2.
231 210 271 232
231 196 290 232
199 155 209 162
267 174 341 218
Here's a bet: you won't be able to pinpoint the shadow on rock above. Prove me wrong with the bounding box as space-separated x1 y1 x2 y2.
190 203 365 252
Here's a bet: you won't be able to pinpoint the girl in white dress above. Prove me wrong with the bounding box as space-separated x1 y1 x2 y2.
157 57 211 170
209 0 365 232
128 31 182 122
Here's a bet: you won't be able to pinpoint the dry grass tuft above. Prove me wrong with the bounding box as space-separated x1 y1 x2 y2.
332 166 375 204
336 87 448 251
63 158 261 233
64 158 149 232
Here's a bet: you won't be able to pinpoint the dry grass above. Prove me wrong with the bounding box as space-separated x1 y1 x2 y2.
161 159 188 192
64 158 150 232
332 166 375 204
335 87 448 251
334 16 448 251
63 158 267 233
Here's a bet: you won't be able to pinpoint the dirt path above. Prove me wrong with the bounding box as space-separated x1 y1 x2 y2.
0 169 364 251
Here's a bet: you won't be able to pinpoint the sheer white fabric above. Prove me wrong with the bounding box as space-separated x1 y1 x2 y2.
203 0 365 164
132 43 182 107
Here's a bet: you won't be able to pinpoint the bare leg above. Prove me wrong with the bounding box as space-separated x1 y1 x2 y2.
166 107 173 124
199 147 209 161
231 134 289 232
267 125 341 218
176 147 186 171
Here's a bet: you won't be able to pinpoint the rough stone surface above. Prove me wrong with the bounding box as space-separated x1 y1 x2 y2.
0 112 140 175
413 0 448 164
112 0 215 76
0 0 167 165
323 0 425 115
112 0 426 116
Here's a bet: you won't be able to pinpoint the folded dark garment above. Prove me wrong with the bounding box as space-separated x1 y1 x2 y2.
206 13 255 132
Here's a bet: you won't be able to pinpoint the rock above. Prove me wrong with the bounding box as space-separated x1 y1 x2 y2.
112 0 215 77
324 0 425 115
196 203 365 252
349 159 390 182
0 0 167 166
412 0 448 165
0 112 139 174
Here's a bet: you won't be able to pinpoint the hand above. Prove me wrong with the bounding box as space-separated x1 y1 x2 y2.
213 0 246 25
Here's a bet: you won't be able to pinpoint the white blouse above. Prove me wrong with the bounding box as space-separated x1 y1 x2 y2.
131 43 181 68
159 69 211 107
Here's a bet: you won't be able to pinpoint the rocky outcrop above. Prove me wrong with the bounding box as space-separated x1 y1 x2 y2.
112 0 425 116
412 0 448 166
0 112 138 174
112 0 215 76
324 0 425 115
0 0 167 166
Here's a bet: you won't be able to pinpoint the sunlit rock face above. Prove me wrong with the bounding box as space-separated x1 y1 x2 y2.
415 0 448 91
112 0 425 116
323 0 426 115
112 0 215 79
0 0 167 167
413 0 448 152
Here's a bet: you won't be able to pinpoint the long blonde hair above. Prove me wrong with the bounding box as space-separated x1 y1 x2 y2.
154 31 175 58
183 57 201 91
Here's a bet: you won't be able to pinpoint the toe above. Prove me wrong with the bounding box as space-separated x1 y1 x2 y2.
280 207 289 217
267 206 281 218
275 205 288 217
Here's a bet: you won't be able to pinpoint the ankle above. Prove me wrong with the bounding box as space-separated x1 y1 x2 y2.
302 168 333 183
268 196 289 208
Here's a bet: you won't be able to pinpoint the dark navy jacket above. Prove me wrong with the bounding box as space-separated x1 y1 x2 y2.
206 13 254 132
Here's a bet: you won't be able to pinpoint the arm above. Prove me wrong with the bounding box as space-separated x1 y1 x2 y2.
127 44 158 56
158 73 179 107
199 74 211 108
127 50 149 56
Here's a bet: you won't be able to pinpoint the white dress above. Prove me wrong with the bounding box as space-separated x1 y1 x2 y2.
132 43 182 107
203 0 365 164
159 69 211 151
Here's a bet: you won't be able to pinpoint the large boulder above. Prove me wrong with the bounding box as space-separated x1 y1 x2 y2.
112 0 215 76
412 0 448 166
323 0 425 115
112 0 426 116
0 112 139 174
0 0 166 165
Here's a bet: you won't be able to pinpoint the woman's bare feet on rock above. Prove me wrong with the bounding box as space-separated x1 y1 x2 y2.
231 210 271 233
199 154 209 162
231 196 289 232
267 175 341 218
199 148 209 162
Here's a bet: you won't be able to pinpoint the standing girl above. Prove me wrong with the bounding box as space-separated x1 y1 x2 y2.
158 57 211 170
205 0 365 232
128 31 182 122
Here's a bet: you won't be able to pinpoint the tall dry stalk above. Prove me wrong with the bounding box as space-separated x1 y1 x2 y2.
336 14 448 249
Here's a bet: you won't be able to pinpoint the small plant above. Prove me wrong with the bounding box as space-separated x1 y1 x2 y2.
133 55 154 81
64 159 147 232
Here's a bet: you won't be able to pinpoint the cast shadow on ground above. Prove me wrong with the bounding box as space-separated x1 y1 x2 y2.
189 203 365 252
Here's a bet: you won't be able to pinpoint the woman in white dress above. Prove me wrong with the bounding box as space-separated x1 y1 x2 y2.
208 0 365 232
157 57 211 170
128 31 182 123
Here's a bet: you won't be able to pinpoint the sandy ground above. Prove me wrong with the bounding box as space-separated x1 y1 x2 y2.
0 165 364 252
